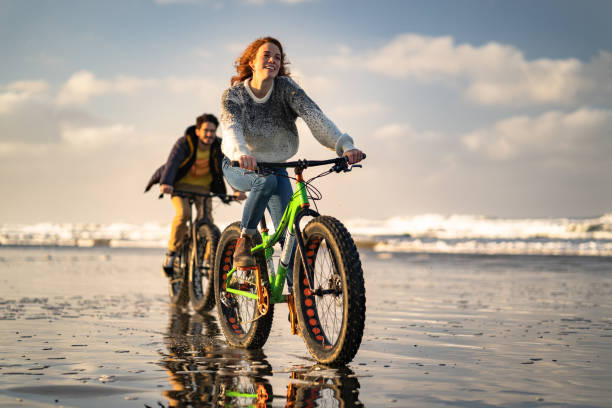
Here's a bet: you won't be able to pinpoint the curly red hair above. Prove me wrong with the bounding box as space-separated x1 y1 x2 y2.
230 36 291 86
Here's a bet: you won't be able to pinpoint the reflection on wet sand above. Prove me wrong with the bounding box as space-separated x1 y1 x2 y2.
5 248 610 406
160 308 363 407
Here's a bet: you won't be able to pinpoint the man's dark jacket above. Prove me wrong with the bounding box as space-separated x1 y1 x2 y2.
144 125 227 197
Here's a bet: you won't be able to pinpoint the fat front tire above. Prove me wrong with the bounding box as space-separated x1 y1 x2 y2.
214 222 274 349
168 242 190 308
293 216 366 366
189 224 220 313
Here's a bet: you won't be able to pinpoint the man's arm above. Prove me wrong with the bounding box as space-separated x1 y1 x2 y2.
160 137 190 186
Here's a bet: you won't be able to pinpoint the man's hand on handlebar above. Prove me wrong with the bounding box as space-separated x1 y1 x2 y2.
160 184 174 195
233 190 247 201
343 149 365 165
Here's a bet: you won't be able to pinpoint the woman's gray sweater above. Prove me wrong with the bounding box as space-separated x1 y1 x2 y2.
220 76 355 162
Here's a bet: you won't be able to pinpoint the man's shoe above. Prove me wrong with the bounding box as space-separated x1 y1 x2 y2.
162 251 177 277
233 235 256 268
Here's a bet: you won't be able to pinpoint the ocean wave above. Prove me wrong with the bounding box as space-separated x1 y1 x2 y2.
0 222 169 248
345 213 612 240
1 214 611 256
372 237 612 257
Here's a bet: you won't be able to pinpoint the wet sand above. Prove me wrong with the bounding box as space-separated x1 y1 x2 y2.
1 246 612 407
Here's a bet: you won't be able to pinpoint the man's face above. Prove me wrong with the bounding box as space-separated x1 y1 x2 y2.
195 122 216 145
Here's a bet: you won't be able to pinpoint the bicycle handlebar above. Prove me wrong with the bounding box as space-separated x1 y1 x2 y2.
158 189 238 201
230 153 366 170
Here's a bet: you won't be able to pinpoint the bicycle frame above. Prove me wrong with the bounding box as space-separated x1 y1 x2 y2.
223 168 318 307
181 195 212 264
166 189 235 306
172 189 232 257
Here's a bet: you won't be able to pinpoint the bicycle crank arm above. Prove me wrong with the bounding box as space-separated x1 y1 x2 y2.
254 267 270 315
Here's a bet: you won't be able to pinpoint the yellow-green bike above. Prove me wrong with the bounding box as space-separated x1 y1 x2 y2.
214 156 366 366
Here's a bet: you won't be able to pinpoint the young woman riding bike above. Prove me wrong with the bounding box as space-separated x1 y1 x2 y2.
217 36 366 365
220 36 364 272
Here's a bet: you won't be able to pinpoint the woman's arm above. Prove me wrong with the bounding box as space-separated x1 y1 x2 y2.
220 88 252 162
284 77 356 157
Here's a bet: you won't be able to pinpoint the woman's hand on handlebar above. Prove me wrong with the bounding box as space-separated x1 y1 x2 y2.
160 184 174 195
344 149 365 165
239 155 258 171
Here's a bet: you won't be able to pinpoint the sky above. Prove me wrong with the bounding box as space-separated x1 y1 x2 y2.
1 0 611 225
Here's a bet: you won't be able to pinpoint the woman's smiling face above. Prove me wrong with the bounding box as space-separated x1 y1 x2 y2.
249 42 281 81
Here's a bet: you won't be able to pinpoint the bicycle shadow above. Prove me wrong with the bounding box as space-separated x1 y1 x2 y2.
159 307 363 407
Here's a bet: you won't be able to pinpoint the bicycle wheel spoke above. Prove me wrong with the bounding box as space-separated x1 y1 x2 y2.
233 269 258 329
311 241 343 344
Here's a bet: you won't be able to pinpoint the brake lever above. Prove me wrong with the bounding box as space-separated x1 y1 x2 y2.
341 164 362 173
331 163 347 173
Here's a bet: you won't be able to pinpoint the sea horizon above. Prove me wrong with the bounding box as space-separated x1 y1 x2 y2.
2 213 611 257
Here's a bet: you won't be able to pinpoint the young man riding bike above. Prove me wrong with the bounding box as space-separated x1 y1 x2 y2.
145 113 245 275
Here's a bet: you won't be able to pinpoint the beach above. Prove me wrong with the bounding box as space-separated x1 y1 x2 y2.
1 246 611 407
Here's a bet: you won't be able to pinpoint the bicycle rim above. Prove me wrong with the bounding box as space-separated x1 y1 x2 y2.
294 216 365 366
302 240 345 345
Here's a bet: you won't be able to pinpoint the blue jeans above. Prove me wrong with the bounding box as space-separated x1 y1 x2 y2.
222 157 297 289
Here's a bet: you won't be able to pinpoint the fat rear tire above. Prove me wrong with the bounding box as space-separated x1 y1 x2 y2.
214 221 274 348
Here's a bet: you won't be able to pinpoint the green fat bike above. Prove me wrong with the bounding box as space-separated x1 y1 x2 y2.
213 156 366 366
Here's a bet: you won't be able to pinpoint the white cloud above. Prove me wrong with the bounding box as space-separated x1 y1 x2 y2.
462 108 612 160
373 123 414 140
331 34 612 106
331 101 385 118
579 50 612 99
113 76 157 93
0 80 49 113
165 76 218 94
7 80 49 93
56 70 223 106
290 70 336 97
57 71 109 105
372 122 442 144
57 70 156 105
0 141 46 157
60 124 136 149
